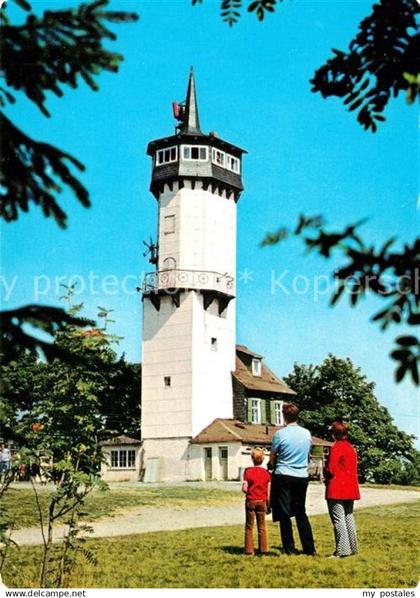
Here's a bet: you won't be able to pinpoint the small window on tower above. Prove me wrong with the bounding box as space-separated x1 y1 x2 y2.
182 145 208 161
164 376 171 387
156 146 177 166
211 337 218 351
212 149 225 166
226 154 240 174
199 147 207 160
164 215 175 234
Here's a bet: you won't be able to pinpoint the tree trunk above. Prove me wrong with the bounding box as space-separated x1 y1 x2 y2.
40 500 56 587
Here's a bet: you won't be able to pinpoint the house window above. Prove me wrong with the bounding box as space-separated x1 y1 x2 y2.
110 449 136 469
164 376 171 387
226 154 240 174
250 398 261 424
127 450 136 468
274 401 283 426
110 450 118 468
119 450 127 468
164 215 175 234
156 146 178 165
211 337 218 351
182 145 208 161
212 148 225 166
252 358 262 377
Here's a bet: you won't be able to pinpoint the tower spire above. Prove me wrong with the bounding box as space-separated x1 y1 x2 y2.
180 67 202 135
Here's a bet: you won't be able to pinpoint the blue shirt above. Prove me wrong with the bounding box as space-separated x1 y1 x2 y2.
271 424 311 477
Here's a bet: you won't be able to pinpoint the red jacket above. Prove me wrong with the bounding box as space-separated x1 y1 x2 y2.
325 440 360 500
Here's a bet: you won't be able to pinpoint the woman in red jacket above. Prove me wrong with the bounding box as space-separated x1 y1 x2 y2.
324 421 360 557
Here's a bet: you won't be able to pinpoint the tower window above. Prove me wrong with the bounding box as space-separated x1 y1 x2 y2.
156 146 178 165
182 145 208 161
226 154 240 174
211 337 218 351
212 148 225 166
164 376 171 387
164 215 175 234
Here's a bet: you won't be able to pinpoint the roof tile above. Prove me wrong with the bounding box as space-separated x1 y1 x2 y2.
191 418 332 447
234 345 295 395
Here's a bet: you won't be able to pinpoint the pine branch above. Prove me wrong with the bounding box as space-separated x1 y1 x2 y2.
0 112 90 227
311 0 419 131
262 217 419 384
247 0 278 21
0 305 94 364
220 0 242 27
0 0 139 116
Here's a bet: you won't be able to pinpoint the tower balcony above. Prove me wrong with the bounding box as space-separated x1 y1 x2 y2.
142 268 235 297
142 269 235 297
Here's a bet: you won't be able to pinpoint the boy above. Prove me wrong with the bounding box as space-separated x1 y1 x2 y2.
242 447 271 555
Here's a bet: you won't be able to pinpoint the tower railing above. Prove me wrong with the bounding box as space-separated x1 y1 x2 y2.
142 268 235 296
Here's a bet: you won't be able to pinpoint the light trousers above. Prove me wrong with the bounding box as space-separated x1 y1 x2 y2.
327 499 358 557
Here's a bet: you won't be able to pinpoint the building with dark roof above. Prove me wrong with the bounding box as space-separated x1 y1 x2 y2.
233 344 296 425
186 348 331 482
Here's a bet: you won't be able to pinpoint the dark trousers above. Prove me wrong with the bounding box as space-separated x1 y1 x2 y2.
272 474 315 555
244 500 268 554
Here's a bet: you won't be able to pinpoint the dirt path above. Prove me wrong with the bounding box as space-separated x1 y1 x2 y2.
10 485 418 546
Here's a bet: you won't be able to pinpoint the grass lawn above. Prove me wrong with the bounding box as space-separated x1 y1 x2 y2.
4 502 419 588
2 485 240 529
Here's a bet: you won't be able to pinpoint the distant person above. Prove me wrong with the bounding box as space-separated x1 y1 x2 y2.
324 421 360 558
19 463 28 481
0 444 11 480
242 447 271 555
269 403 316 556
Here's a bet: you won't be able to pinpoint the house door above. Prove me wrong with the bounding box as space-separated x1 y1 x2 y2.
204 448 212 481
144 458 161 483
219 447 228 480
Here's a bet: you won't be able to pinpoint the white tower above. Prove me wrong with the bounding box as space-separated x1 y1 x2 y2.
141 70 246 481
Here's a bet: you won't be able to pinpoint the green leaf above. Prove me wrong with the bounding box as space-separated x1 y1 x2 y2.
348 98 364 111
396 336 418 347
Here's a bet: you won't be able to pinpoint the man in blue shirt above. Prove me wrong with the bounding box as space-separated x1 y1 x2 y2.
269 403 316 555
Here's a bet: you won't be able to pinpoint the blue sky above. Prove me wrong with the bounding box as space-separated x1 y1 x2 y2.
2 0 419 443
